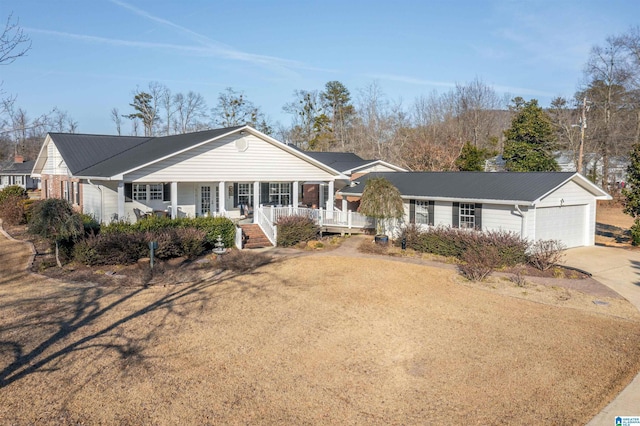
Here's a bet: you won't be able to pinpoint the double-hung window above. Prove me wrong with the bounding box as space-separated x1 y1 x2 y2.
149 184 164 200
459 203 475 229
269 182 290 206
238 183 253 206
133 184 147 201
415 200 429 224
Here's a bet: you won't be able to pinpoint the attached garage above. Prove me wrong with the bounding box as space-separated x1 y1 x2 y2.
535 205 587 248
339 171 612 249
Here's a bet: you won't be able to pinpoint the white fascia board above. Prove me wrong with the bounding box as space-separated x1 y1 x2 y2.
31 133 51 176
532 172 612 204
348 160 408 174
337 190 534 206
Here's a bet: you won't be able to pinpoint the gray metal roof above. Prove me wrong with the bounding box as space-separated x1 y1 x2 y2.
339 171 584 203
0 159 36 175
50 127 243 177
301 151 371 173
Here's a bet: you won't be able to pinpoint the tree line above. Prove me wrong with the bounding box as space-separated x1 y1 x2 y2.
2 11 640 189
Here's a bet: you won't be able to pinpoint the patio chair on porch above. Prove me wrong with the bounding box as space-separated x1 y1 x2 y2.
133 208 150 221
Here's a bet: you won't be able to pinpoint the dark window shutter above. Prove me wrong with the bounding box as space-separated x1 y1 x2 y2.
233 183 239 207
163 183 171 201
475 203 482 230
125 183 132 202
261 182 269 205
452 202 459 227
409 199 416 224
428 201 435 226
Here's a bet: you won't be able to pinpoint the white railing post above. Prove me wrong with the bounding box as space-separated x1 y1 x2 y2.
269 205 274 223
348 210 352 229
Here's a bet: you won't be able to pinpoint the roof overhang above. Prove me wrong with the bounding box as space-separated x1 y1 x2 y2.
30 134 52 178
532 172 612 203
346 160 408 175
81 125 348 181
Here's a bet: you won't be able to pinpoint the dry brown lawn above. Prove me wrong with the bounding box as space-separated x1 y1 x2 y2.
2 231 640 425
596 201 635 247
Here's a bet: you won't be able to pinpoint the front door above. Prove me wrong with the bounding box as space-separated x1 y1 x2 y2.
200 185 211 216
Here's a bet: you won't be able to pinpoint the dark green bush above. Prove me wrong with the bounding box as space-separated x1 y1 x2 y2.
0 185 27 203
631 219 640 246
276 215 319 247
80 214 100 236
102 215 235 249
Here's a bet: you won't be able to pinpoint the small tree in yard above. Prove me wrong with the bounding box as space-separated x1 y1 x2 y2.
358 177 404 236
28 199 83 267
623 143 640 245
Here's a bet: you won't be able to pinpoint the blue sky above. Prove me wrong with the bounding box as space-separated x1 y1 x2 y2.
2 0 639 135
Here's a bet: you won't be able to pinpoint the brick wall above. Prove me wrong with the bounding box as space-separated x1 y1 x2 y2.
41 174 83 212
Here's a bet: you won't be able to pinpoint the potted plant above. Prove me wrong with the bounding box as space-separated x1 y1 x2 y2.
358 177 404 244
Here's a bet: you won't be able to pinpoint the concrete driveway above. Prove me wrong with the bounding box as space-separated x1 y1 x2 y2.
564 246 640 425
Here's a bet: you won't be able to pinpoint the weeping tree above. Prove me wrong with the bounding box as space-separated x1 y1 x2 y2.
28 199 83 267
358 177 404 236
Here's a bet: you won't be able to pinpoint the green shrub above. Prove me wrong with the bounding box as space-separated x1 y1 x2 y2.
631 219 640 246
276 215 319 247
80 214 100 236
22 198 38 223
0 185 27 203
101 215 235 249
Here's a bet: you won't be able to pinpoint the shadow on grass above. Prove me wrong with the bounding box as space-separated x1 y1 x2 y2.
0 257 281 389
596 222 631 243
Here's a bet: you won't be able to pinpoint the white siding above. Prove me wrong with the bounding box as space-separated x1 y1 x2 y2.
82 182 103 223
354 164 398 174
537 180 594 207
481 204 524 234
125 134 336 183
43 141 70 175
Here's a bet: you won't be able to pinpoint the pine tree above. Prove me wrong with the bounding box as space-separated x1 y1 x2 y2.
503 99 559 172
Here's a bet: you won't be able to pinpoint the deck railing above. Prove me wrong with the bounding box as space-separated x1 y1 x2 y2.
259 205 374 229
254 206 277 245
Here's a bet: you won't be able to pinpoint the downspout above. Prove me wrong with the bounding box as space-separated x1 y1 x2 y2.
87 179 103 224
514 204 527 238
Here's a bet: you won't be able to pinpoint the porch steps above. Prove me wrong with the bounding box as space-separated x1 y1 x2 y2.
240 224 273 249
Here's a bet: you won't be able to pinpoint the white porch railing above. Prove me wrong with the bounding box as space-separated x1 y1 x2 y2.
255 206 277 246
259 205 375 229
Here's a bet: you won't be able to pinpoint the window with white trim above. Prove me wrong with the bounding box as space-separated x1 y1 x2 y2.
415 200 429 224
73 182 80 205
149 184 163 200
62 181 70 202
133 184 147 201
269 182 291 205
15 176 23 185
459 203 475 229
238 183 253 206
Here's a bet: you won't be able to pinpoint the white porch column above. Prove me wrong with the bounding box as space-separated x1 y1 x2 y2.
253 181 260 207
170 181 178 219
327 180 334 211
218 181 226 213
292 181 299 207
341 197 348 212
117 181 125 221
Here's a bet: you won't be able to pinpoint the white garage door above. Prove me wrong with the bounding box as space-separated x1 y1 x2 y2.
535 205 587 248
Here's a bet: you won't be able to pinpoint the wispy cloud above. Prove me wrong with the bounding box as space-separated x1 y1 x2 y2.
107 0 334 75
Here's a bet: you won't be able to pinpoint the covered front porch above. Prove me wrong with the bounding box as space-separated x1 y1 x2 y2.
113 179 340 222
